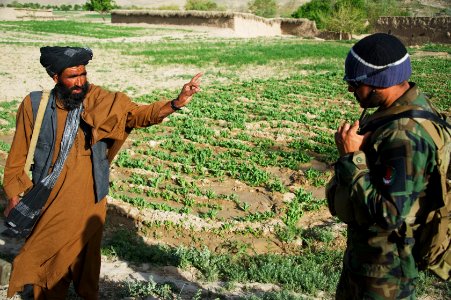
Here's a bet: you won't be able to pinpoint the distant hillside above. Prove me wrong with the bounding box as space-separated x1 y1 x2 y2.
1 0 449 16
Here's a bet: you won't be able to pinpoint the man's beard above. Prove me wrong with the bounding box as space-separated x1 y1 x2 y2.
355 90 382 109
55 81 89 110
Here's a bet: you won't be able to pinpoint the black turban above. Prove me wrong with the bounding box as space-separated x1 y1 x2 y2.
40 46 93 77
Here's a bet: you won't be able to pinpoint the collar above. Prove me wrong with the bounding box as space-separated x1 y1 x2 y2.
389 82 419 107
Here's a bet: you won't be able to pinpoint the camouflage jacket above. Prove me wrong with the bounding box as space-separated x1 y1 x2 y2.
330 83 440 279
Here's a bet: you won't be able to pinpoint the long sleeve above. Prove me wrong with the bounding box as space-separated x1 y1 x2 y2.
106 99 168 161
3 96 34 199
334 126 436 230
125 100 168 129
82 85 169 143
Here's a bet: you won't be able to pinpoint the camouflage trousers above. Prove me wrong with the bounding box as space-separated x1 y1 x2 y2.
335 267 417 300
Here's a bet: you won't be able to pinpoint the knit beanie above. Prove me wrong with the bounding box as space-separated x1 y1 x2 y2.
344 33 411 87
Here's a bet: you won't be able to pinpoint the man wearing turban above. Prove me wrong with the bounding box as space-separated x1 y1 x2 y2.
2 46 202 299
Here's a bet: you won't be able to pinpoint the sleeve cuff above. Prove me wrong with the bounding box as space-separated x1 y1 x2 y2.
4 173 33 200
149 100 170 124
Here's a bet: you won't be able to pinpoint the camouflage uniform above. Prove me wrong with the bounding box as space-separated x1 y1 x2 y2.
327 83 441 300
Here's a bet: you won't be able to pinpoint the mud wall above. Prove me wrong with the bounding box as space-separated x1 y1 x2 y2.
0 8 57 20
111 10 317 38
111 10 235 28
375 16 450 45
316 31 351 40
280 18 318 37
233 14 281 37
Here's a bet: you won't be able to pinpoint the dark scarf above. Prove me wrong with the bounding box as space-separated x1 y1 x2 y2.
3 104 83 238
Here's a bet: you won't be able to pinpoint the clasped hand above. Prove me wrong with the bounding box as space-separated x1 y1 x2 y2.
334 120 370 157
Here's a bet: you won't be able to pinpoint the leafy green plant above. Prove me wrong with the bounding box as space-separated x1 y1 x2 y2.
235 210 275 222
304 168 330 187
234 199 250 212
175 246 342 294
127 278 176 299
301 226 335 246
277 189 327 242
266 178 288 192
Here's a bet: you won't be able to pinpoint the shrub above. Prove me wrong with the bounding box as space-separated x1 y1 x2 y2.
293 0 409 32
321 2 367 38
248 0 277 18
58 4 72 11
291 0 332 29
185 0 218 11
84 0 117 13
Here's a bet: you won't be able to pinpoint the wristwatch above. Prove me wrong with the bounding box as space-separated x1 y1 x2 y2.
170 99 182 111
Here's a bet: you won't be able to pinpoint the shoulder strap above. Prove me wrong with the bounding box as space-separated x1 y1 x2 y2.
360 110 451 135
24 90 50 174
29 91 42 120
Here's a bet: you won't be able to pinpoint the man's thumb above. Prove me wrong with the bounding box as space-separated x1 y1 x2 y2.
349 120 360 134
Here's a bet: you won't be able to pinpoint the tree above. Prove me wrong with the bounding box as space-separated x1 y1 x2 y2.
248 0 277 18
185 0 218 11
291 0 332 29
321 2 366 39
292 0 368 33
84 0 117 14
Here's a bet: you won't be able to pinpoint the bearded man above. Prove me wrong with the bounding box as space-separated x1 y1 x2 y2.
2 46 202 299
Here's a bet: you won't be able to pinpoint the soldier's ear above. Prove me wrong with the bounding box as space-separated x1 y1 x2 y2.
52 74 58 84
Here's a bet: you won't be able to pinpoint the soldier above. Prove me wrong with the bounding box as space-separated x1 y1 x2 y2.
327 33 444 299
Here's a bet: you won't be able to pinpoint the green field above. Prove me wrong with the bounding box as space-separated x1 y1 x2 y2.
0 18 450 299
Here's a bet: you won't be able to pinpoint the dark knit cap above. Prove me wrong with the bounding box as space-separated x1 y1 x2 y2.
344 33 411 87
40 46 93 77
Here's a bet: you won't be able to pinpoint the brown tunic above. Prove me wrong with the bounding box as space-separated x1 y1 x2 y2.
3 84 168 297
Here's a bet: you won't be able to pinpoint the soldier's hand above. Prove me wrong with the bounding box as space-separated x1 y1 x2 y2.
173 73 202 109
335 120 370 156
4 195 20 217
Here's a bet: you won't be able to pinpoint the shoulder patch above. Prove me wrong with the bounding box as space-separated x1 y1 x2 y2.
382 166 396 185
381 157 407 193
